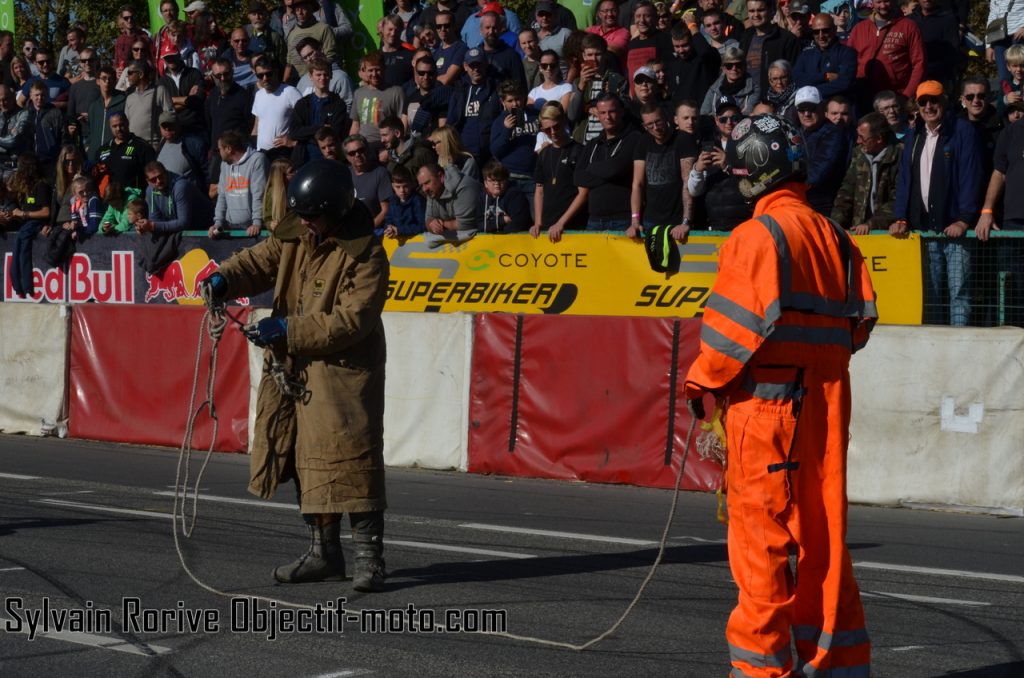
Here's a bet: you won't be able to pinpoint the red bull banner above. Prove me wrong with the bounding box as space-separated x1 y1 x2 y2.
0 235 271 307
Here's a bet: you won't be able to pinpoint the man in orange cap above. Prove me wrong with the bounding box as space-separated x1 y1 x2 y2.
890 80 984 326
685 113 877 678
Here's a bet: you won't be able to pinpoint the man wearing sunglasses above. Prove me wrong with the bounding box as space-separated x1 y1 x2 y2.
67 49 101 142
891 80 984 326
16 49 71 111
687 96 752 231
959 77 1001 181
793 14 856 101
251 56 302 159
114 5 152 79
794 85 848 215
431 10 467 86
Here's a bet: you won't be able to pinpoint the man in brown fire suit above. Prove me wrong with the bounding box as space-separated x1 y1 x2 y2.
203 158 389 592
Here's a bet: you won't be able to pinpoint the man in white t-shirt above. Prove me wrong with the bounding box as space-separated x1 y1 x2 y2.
251 55 302 159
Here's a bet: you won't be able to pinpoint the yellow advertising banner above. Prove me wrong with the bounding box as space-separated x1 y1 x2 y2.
382 233 923 325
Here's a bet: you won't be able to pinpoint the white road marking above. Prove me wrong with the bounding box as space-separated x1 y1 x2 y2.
151 490 295 510
890 646 926 652
307 670 374 677
0 615 172 656
459 522 657 546
0 567 26 572
672 535 728 544
389 539 534 560
34 499 171 520
39 496 533 560
38 490 95 496
0 473 40 480
862 591 990 607
855 561 1024 585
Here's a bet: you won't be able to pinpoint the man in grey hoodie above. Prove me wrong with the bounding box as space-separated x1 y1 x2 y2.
417 162 483 247
211 129 268 238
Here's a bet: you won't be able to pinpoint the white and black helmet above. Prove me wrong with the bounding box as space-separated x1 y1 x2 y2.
726 114 807 201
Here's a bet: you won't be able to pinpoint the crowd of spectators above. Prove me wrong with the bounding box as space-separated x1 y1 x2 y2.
0 0 1022 325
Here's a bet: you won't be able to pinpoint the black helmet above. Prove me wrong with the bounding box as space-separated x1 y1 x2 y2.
725 114 806 201
287 158 355 218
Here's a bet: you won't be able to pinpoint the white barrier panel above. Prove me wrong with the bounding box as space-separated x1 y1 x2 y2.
849 326 1024 512
0 304 68 435
382 312 472 470
247 308 272 451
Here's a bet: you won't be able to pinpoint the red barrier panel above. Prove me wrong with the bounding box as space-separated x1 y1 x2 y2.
468 314 723 491
69 305 252 452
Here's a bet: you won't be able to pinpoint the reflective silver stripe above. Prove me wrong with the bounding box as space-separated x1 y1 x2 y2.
731 668 757 678
742 374 797 400
707 292 781 338
759 214 878 320
768 324 853 348
797 662 871 678
729 642 792 669
756 214 791 300
701 324 753 363
794 625 870 650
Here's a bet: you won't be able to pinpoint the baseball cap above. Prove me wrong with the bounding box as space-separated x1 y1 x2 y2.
159 42 180 59
158 111 178 126
476 1 505 16
794 86 821 107
819 0 848 12
916 80 944 100
183 1 207 12
788 0 810 14
633 66 657 84
465 47 487 65
715 95 740 115
536 0 555 14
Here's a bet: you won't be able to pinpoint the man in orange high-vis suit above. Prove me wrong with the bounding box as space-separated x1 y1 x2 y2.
684 114 877 678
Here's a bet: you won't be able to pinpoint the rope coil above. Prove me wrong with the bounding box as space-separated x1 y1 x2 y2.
174 303 703 650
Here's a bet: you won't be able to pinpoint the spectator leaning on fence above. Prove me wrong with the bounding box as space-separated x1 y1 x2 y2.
212 128 268 238
891 81 984 327
977 112 1024 327
831 112 902 235
417 161 484 246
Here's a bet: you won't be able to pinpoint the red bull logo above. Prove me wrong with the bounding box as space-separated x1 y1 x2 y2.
144 249 248 305
3 252 135 304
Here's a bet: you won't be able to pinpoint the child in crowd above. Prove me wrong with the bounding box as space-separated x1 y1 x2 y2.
99 182 143 235
125 199 147 230
1001 45 1024 111
481 160 531 234
67 176 104 240
378 164 425 238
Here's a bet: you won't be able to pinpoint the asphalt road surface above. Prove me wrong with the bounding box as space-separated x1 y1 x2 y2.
1 435 1022 678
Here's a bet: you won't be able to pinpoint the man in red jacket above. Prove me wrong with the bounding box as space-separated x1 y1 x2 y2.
847 0 925 110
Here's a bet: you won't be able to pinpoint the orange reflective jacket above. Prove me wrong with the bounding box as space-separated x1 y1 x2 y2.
684 184 877 399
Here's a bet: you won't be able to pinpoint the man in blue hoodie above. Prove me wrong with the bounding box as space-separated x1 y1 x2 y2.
891 81 984 326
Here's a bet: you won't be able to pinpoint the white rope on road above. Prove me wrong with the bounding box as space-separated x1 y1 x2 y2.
173 305 701 650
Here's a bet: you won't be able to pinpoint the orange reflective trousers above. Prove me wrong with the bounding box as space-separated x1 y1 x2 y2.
684 187 876 678
723 362 869 678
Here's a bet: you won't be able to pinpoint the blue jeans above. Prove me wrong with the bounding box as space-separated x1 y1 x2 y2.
993 39 1023 87
11 220 44 297
586 217 630 231
924 239 972 326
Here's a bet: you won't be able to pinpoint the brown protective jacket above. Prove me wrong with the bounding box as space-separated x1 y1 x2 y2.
217 204 389 514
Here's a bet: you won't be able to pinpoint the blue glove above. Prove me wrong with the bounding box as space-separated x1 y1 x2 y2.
201 272 228 302
243 318 288 348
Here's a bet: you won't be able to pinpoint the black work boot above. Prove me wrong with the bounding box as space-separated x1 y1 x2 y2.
273 518 347 583
350 511 386 593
